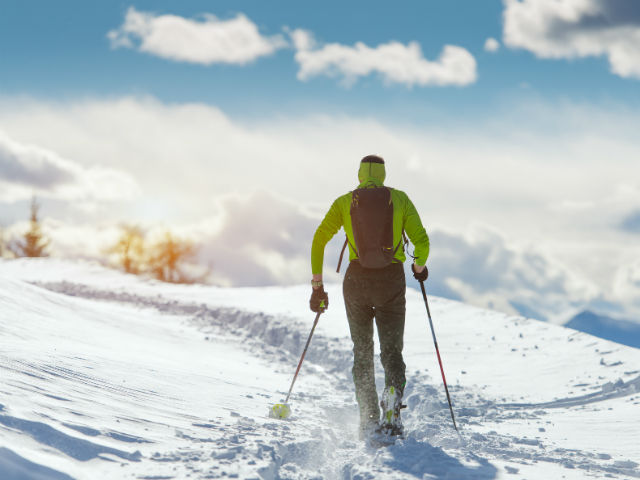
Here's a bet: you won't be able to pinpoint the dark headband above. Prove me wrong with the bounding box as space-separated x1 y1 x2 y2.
361 155 384 164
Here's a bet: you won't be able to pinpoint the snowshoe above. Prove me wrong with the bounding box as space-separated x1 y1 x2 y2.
378 386 406 439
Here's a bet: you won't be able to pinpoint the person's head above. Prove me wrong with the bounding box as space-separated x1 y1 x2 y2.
358 155 386 185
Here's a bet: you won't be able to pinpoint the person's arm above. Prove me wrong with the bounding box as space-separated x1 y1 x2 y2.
403 195 429 270
311 198 343 287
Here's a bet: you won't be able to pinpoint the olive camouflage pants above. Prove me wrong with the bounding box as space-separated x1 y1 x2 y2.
343 261 406 428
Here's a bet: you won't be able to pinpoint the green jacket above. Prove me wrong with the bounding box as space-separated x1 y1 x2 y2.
311 161 429 275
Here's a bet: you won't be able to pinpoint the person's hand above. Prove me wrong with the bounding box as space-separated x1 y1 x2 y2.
310 286 329 313
412 263 428 282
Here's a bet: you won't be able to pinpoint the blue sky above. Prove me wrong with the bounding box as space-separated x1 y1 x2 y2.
2 0 640 122
1 1 640 323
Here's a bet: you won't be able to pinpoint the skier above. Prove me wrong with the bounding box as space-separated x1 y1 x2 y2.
309 155 429 440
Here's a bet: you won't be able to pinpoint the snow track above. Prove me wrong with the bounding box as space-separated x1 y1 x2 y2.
1 259 640 479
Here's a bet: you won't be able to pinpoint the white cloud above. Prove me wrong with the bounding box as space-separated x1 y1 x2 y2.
0 97 638 235
188 191 321 286
20 197 625 323
107 7 286 65
11 191 324 287
423 225 599 322
1 96 639 233
613 259 640 311
0 131 75 188
291 29 477 87
0 130 139 203
503 0 640 79
1 96 640 318
484 37 500 53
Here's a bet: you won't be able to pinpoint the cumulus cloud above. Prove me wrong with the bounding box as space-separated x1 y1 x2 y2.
613 259 640 311
107 7 286 65
187 191 323 286
25 195 618 323
503 0 640 79
2 96 640 234
421 225 599 322
290 29 477 87
0 131 75 188
19 190 334 287
0 130 139 204
484 37 500 52
2 96 640 318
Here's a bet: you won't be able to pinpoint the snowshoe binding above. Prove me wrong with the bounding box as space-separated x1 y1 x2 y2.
377 386 406 441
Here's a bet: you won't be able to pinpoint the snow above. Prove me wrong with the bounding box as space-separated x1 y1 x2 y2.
1 258 639 479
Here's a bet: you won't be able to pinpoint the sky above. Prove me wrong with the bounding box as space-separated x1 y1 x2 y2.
1 0 640 323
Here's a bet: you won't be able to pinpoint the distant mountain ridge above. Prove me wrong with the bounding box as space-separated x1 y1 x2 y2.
565 310 640 349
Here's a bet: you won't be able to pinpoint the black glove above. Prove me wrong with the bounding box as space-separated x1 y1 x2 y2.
412 263 429 282
310 286 329 313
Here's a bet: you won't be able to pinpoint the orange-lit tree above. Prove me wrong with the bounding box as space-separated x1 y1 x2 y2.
148 231 198 283
109 224 146 274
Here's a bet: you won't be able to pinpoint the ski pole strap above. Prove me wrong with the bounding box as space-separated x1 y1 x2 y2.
403 231 416 261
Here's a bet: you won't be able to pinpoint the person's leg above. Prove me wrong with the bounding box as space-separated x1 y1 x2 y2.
376 311 406 393
343 264 379 432
374 264 407 395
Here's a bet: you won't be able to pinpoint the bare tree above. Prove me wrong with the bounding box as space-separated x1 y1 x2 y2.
105 225 211 284
9 196 49 258
148 231 202 283
109 224 146 274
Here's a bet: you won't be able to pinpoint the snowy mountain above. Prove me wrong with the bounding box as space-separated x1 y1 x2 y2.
1 258 639 480
565 310 640 349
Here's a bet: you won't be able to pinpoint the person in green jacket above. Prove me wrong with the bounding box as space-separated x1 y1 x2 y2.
310 154 430 439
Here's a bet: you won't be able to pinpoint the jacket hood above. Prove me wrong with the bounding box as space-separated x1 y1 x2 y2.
358 160 386 187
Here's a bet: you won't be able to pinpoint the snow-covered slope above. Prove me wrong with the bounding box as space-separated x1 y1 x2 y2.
1 259 639 479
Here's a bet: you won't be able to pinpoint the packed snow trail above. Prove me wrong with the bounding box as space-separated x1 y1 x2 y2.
1 259 639 479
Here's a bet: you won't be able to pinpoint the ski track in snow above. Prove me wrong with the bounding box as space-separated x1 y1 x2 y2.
1 260 639 479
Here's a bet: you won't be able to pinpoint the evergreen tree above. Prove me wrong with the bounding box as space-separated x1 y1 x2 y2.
10 197 49 258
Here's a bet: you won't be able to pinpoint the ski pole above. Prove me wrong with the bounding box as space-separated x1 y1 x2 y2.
270 309 322 419
419 280 459 432
285 310 321 403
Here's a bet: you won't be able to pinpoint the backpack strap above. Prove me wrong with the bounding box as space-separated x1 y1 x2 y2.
336 238 348 273
336 235 359 273
390 237 404 264
337 189 359 273
339 233 407 271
